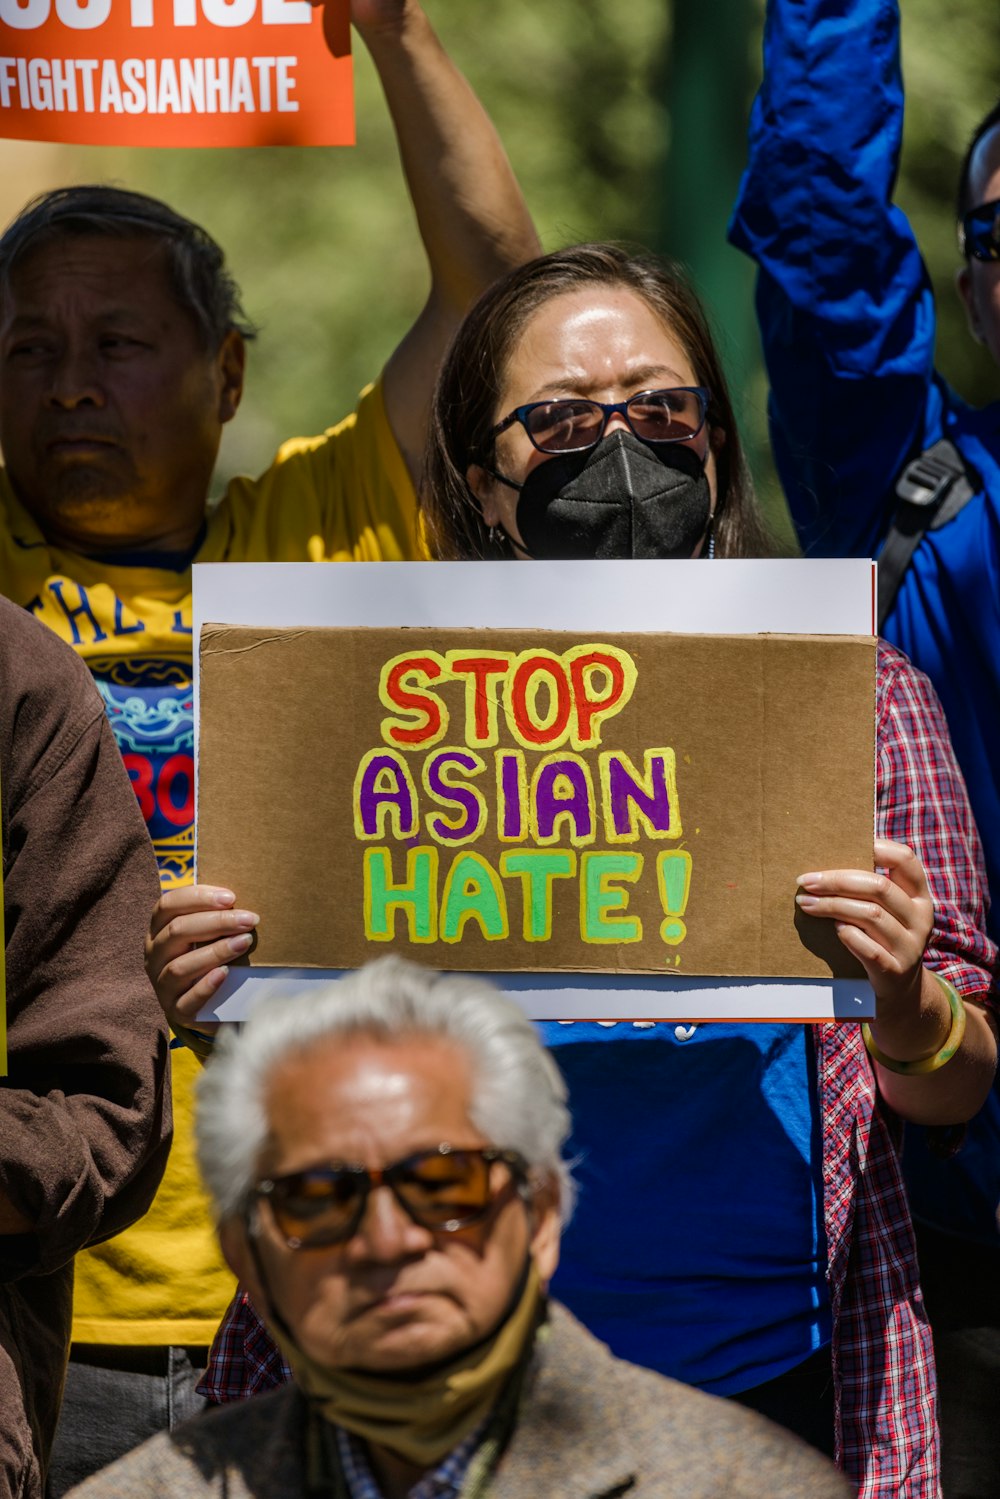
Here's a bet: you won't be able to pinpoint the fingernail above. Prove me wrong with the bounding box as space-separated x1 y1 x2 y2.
228 933 253 955
210 966 229 986
796 873 819 887
212 889 236 907
232 910 259 927
796 894 818 910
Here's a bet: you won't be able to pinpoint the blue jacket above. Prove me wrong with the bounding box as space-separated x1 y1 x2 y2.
729 0 1000 934
729 0 1000 1244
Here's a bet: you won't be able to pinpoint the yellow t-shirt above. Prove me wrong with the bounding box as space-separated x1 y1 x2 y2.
0 380 418 1345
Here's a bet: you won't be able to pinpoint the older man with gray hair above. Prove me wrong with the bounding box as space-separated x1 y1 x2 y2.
68 957 848 1499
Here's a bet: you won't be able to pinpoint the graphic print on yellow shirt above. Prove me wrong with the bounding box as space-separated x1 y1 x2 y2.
0 380 419 1346
97 655 196 887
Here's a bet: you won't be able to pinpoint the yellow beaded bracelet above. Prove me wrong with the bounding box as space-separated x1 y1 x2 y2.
862 972 966 1076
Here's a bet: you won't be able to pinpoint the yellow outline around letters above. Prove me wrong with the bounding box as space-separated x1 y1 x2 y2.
353 749 419 841
421 746 488 846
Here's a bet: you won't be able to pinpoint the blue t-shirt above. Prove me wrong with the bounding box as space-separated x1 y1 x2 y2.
541 1021 831 1394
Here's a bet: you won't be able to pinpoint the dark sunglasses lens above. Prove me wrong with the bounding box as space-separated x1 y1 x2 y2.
628 390 706 442
269 1169 363 1246
393 1150 494 1228
525 400 604 453
966 202 1000 261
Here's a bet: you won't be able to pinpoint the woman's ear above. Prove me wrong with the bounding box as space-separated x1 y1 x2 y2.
216 329 247 424
466 463 502 527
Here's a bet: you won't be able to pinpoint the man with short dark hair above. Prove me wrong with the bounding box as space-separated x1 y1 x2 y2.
0 1 539 1486
0 596 169 1499
66 957 851 1499
729 2 1000 1494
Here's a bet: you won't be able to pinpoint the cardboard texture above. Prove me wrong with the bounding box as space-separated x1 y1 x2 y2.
198 626 876 979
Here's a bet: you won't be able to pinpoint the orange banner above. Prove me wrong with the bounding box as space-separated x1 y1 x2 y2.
0 0 353 146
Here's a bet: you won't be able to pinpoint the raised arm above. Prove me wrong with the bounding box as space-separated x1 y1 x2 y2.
728 0 936 557
354 0 541 481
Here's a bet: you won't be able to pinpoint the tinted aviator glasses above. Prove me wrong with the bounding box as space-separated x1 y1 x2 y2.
488 385 711 456
252 1145 528 1250
961 198 1000 262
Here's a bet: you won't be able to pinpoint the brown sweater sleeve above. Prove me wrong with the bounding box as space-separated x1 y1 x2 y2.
0 599 171 1278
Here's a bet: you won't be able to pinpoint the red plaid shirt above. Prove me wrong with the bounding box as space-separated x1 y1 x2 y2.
201 642 996 1499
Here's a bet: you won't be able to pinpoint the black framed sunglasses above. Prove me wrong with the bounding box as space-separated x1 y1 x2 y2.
487 386 712 456
961 197 1000 262
251 1145 528 1250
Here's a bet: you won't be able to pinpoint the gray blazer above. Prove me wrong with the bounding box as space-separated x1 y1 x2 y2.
68 1304 850 1498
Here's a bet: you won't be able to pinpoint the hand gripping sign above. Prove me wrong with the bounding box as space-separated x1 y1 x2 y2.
0 0 353 145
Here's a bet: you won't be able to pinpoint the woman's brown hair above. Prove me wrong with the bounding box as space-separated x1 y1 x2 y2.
421 243 773 561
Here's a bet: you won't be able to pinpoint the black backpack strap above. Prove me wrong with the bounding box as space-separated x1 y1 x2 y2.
877 438 980 630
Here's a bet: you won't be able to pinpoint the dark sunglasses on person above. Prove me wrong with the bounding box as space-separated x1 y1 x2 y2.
487 386 711 456
251 1145 529 1250
960 197 1000 262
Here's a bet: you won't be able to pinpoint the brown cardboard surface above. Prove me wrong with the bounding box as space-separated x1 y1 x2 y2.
198 626 875 978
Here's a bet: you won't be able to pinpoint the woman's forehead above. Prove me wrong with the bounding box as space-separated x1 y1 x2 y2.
503 286 696 402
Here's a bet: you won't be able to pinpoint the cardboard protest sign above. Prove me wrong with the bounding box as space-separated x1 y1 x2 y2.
0 0 352 146
197 625 876 981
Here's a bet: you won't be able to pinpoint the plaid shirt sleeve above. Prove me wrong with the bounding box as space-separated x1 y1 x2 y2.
875 641 997 998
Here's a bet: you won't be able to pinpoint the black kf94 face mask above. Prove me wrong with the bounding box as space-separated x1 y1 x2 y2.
506 429 712 561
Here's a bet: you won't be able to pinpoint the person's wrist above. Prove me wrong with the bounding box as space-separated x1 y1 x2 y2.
170 1021 218 1061
354 0 423 46
863 971 929 1055
867 964 944 1059
864 971 966 1076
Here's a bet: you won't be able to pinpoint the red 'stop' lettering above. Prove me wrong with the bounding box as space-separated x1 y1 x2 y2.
384 657 444 746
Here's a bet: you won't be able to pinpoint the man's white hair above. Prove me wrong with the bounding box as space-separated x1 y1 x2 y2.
196 955 574 1222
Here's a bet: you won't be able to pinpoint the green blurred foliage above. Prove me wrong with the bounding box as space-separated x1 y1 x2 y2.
50 0 1000 516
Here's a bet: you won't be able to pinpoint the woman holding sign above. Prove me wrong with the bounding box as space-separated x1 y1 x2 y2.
151 246 997 1499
